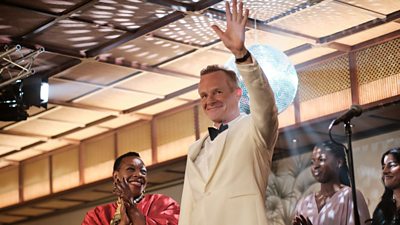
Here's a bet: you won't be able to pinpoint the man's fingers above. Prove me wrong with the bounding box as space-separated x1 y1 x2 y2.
241 8 249 26
238 1 243 21
225 1 232 21
211 25 224 39
231 0 237 21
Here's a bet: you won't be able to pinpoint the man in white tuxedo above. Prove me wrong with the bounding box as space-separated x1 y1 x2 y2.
178 0 279 225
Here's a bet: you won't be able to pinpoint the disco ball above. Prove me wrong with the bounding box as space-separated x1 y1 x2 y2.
225 44 298 114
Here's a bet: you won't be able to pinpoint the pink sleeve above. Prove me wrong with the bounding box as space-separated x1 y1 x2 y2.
81 210 101 225
81 204 115 225
139 194 180 225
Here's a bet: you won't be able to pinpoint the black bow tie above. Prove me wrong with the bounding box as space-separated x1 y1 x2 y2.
208 124 228 141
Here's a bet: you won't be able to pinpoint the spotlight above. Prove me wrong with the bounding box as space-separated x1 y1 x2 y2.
22 77 48 108
0 77 48 121
0 80 28 121
0 45 45 121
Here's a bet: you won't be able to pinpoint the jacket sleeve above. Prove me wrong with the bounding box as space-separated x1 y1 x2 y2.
236 57 279 151
144 194 180 225
177 161 193 225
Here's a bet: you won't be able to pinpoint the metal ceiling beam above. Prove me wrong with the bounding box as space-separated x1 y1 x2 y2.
351 29 400 51
193 0 224 11
147 0 193 11
284 44 313 56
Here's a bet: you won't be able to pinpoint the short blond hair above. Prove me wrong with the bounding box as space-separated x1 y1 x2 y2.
200 65 239 90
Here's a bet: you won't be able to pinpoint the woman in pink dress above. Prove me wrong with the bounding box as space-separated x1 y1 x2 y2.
82 152 180 225
293 141 370 225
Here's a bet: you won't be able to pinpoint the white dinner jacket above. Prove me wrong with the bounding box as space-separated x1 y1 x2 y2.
179 58 279 225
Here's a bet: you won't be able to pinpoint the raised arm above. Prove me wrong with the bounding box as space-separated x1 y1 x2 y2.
212 0 278 149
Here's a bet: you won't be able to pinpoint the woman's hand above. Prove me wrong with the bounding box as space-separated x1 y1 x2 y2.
113 178 136 205
119 201 131 225
292 215 313 225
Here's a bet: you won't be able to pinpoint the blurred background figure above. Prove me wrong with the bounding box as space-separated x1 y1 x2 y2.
293 141 370 225
82 152 180 225
371 147 400 225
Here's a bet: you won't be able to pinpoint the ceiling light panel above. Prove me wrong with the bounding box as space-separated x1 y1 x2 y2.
31 19 124 55
211 0 310 21
136 98 188 115
116 72 198 96
340 0 400 15
63 127 109 141
153 14 226 47
0 146 16 156
97 115 142 129
3 0 88 14
73 0 175 30
161 49 231 76
30 139 70 152
40 107 111 125
55 61 138 85
289 47 337 65
48 78 99 102
0 134 41 149
268 1 380 38
101 35 195 66
176 90 200 101
5 119 81 137
335 22 400 46
214 28 310 53
0 5 51 38
32 52 81 78
4 149 43 161
73 88 159 111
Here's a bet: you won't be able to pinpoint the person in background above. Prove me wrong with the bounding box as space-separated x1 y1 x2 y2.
371 147 400 225
293 141 371 225
82 152 180 225
178 0 279 224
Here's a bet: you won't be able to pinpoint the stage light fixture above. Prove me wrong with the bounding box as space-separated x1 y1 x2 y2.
0 45 45 121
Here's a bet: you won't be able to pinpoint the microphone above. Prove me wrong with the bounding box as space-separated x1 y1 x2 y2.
332 105 363 126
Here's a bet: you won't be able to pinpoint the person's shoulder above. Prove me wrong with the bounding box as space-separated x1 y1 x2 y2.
143 194 180 209
298 193 314 204
145 193 175 201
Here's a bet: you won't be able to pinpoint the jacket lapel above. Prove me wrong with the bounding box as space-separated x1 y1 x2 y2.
206 128 228 186
187 135 208 183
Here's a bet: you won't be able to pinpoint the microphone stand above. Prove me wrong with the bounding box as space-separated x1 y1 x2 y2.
329 120 361 225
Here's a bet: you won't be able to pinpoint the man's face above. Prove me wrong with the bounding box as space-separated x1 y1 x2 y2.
198 71 241 125
113 156 147 197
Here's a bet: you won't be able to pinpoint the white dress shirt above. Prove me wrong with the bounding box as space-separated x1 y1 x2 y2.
194 114 244 180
